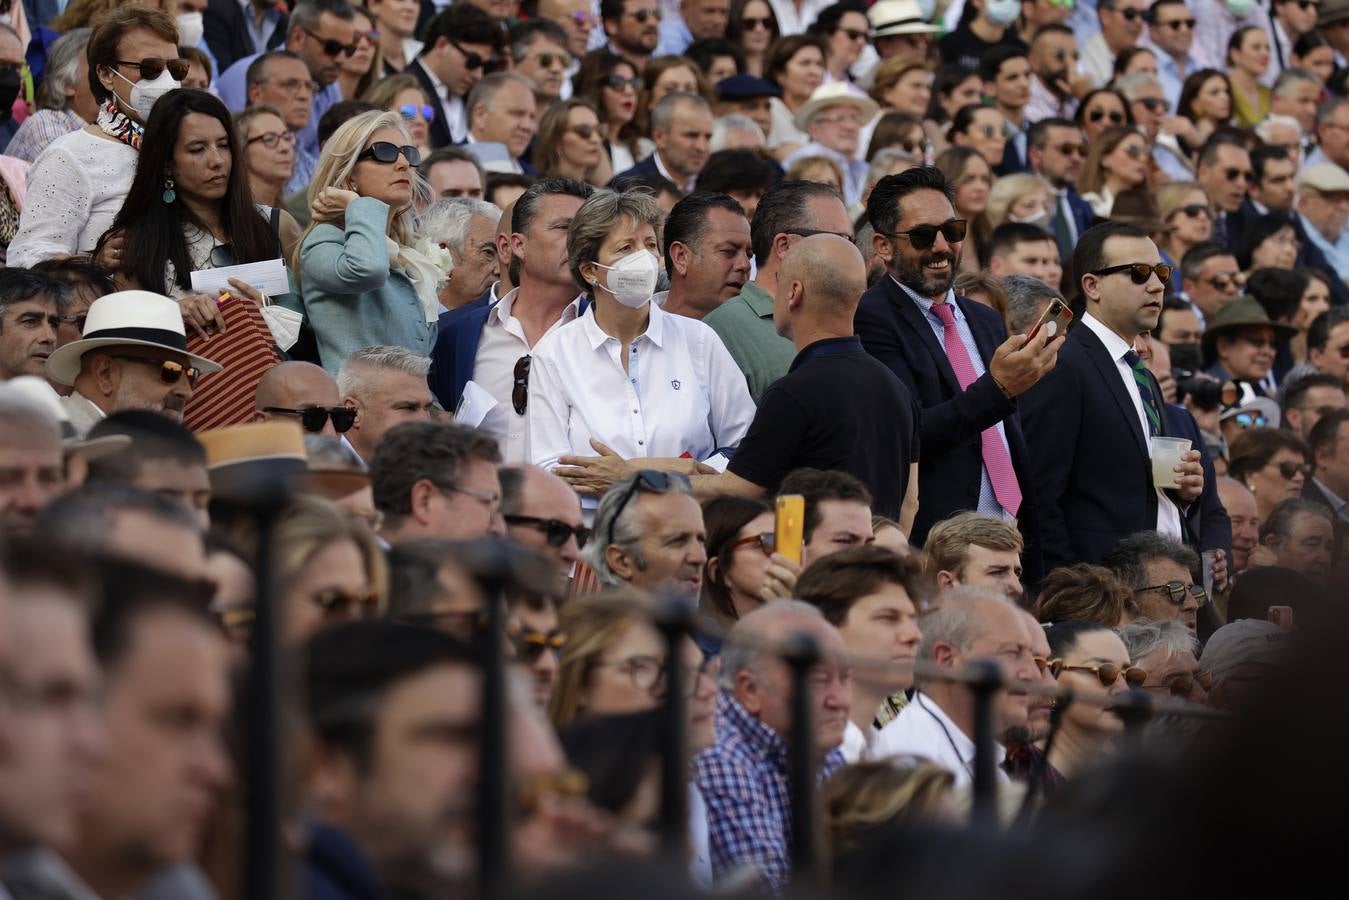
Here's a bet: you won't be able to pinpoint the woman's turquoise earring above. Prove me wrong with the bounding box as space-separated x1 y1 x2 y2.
162 175 176 204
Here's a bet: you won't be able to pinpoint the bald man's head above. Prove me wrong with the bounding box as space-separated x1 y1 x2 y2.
774 234 867 342
254 362 343 436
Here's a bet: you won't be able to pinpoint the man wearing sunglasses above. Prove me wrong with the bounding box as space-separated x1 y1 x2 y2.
217 0 356 156
507 19 573 103
1120 618 1208 705
499 465 587 578
1106 531 1205 633
408 5 503 148
1195 136 1253 251
1027 118 1093 261
600 0 662 70
1178 242 1243 325
1081 0 1149 88
1025 25 1082 123
1022 222 1208 571
254 361 350 438
1145 0 1202 108
857 167 1057 561
1201 298 1292 393
46 292 223 437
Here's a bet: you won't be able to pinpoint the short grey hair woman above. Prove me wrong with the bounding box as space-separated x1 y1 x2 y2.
5 27 95 163
526 189 756 506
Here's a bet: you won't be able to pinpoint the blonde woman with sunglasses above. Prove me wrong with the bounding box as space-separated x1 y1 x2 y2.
293 109 446 373
1042 618 1145 781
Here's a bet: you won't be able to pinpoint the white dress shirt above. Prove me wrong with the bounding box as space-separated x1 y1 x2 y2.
527 300 756 505
422 62 468 144
1079 32 1115 89
473 288 585 464
766 0 834 35
870 692 1009 789
840 719 879 763
689 782 712 885
1080 312 1184 539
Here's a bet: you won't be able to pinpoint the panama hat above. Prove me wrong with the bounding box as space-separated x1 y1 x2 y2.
198 422 308 502
868 0 942 38
45 290 223 387
793 82 881 132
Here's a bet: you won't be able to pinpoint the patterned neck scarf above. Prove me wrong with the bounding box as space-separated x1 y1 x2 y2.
96 100 143 151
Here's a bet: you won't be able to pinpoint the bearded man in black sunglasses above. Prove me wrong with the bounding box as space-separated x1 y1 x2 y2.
855 166 1057 579
1022 221 1215 572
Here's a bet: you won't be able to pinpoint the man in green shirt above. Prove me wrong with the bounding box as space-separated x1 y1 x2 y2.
705 181 855 402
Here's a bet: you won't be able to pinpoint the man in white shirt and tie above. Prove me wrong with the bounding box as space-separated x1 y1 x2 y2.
870 586 1040 787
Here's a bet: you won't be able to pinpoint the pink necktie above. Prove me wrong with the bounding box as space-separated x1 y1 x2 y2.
930 300 1022 517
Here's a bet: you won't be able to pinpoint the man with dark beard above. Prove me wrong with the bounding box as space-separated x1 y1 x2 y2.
855 167 1060 580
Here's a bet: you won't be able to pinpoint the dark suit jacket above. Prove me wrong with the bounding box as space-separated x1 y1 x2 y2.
995 136 1029 177
407 58 455 149
204 0 288 74
1292 215 1349 307
854 278 1043 583
609 154 663 190
1303 477 1345 517
1021 322 1197 569
427 287 495 410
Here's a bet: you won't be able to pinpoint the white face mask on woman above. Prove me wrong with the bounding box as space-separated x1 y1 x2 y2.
110 66 181 120
591 249 660 308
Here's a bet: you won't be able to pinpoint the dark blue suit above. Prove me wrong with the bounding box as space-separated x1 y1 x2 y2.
1292 215 1349 307
1020 321 1198 569
609 154 664 190
854 278 1043 584
427 287 494 411
995 136 1029 177
407 58 456 149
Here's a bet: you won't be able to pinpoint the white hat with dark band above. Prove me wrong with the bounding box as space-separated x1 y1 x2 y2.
45 290 223 387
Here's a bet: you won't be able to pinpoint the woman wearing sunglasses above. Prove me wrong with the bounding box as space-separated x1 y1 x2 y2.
1077 124 1151 219
527 190 755 503
294 109 444 372
1228 427 1314 523
337 5 383 99
573 51 648 176
1177 69 1233 148
1073 88 1133 143
701 496 799 633
100 89 301 428
726 0 780 78
361 73 436 160
9 6 186 268
533 98 613 187
1155 181 1213 268
1043 619 1144 782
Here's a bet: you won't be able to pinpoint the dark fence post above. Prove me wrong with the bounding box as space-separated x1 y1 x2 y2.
783 632 821 884
967 660 1003 829
652 594 693 859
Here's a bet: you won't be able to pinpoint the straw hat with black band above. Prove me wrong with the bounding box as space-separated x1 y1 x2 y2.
1200 297 1298 368
45 290 223 387
793 82 881 132
868 0 943 38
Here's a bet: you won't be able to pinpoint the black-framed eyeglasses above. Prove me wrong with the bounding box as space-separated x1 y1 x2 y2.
605 74 644 91
1161 17 1196 29
504 514 590 548
837 27 870 41
1136 97 1168 111
111 355 201 387
450 38 489 70
1135 580 1209 607
1179 203 1212 219
1272 460 1313 480
1224 167 1253 183
115 56 190 81
1116 7 1144 21
1092 262 1172 285
626 7 663 23
262 405 357 434
885 218 968 250
357 141 422 166
301 27 357 58
604 470 692 550
1088 108 1125 124
512 355 531 415
247 130 298 149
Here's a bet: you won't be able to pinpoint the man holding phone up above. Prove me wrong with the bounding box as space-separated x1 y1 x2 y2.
855 167 1059 582
1021 221 1210 570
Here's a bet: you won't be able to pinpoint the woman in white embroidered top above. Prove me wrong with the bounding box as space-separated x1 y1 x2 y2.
527 189 756 504
8 7 184 268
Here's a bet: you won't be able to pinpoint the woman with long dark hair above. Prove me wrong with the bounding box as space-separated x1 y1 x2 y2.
102 89 303 427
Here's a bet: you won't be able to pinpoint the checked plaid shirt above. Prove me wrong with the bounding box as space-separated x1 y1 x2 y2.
694 692 845 891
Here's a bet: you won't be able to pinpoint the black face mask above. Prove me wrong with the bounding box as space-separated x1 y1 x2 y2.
0 68 20 120
1169 341 1203 372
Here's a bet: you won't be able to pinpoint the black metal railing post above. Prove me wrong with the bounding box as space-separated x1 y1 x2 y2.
783 632 821 883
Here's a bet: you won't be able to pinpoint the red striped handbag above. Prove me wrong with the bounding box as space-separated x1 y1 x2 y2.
183 294 281 433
